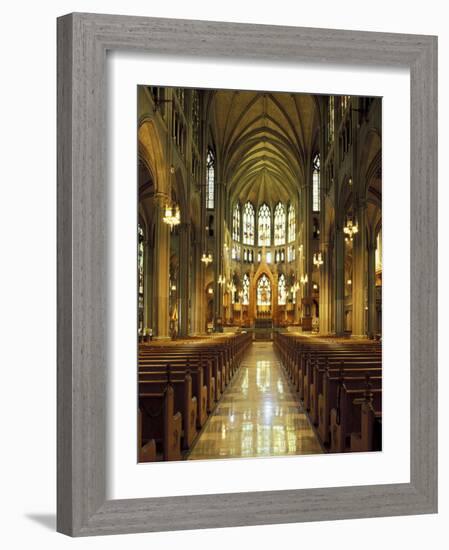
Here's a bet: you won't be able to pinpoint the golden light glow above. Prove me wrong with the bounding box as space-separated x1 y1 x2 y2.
188 344 323 460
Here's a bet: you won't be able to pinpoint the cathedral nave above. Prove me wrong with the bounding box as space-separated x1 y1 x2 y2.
137 87 382 461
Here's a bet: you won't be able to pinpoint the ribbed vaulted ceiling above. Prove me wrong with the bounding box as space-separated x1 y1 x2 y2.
208 90 320 206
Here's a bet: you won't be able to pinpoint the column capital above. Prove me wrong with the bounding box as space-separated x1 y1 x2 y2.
153 191 169 208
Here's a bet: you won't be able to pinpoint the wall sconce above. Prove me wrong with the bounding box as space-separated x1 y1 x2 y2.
218 275 226 285
300 274 308 285
227 282 236 294
291 282 300 294
313 252 323 268
201 252 213 266
343 217 358 241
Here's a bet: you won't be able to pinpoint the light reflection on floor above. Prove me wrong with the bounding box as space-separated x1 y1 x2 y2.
188 342 322 460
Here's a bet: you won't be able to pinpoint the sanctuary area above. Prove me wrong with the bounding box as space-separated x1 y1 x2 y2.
137 87 382 462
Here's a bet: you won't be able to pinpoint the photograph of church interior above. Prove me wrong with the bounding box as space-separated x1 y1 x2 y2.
137 86 382 463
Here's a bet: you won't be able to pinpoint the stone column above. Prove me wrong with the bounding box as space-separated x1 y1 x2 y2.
319 238 330 335
301 172 313 331
367 242 377 338
152 193 170 338
143 238 152 331
178 221 190 337
334 223 345 336
352 203 367 337
190 235 202 335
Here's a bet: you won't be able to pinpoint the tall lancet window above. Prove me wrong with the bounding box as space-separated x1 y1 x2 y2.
232 203 241 242
242 202 255 245
206 148 215 209
138 223 145 330
278 273 287 305
288 203 296 243
375 228 382 272
257 273 271 306
242 273 250 305
258 203 271 246
274 202 286 246
313 153 321 212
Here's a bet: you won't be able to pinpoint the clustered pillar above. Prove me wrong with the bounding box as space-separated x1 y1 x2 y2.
152 193 170 339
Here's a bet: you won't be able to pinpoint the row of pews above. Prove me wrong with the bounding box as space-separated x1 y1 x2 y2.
138 332 252 461
273 333 382 453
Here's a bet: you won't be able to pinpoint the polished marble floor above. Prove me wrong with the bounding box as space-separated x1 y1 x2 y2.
188 342 323 460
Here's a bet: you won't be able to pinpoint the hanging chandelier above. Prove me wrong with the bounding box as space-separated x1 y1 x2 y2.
162 202 180 228
343 217 358 241
201 252 213 266
227 281 236 294
313 252 324 268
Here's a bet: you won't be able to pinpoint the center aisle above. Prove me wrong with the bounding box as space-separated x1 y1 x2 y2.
188 341 323 460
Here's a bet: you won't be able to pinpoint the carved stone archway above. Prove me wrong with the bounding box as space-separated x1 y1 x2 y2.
250 256 278 325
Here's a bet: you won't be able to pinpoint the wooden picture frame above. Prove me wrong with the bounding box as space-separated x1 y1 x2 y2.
57 12 438 536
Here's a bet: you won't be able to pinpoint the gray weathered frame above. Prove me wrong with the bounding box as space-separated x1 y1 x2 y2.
57 12 438 537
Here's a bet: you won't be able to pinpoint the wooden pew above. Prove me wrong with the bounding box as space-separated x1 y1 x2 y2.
318 369 381 444
350 393 382 452
139 359 210 423
137 332 252 461
274 332 383 453
139 371 197 449
139 384 182 461
330 381 382 452
140 351 222 400
308 357 381 423
138 408 156 462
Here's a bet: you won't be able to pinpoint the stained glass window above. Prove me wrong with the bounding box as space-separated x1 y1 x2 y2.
287 245 296 263
232 203 241 241
274 202 286 246
192 90 200 145
138 223 145 330
242 273 250 305
288 204 296 243
243 202 255 245
375 228 382 272
328 96 335 144
257 274 271 306
258 203 271 246
278 274 287 305
313 153 321 212
206 149 215 209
